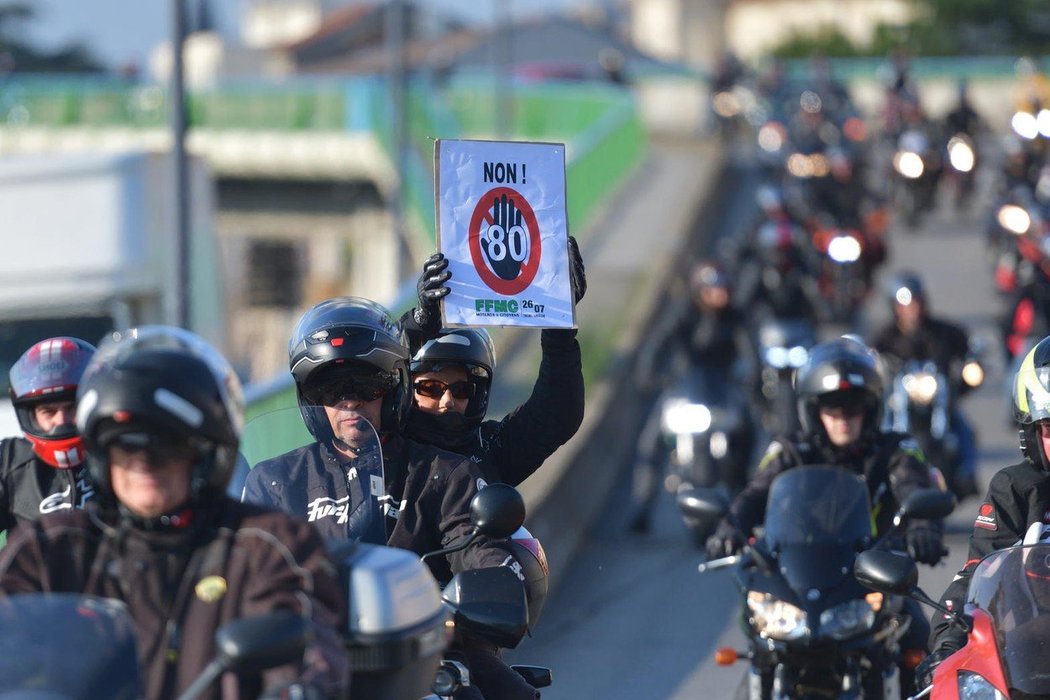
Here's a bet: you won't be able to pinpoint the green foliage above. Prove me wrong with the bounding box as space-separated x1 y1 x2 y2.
770 0 1050 57
0 1 103 72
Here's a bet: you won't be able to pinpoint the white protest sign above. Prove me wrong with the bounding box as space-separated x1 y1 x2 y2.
436 139 574 328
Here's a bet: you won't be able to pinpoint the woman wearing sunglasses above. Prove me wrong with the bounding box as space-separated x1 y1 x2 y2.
401 237 587 488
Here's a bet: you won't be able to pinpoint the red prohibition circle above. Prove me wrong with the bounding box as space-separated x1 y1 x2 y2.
468 187 542 296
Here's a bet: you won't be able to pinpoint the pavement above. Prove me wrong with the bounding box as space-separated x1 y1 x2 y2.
483 133 725 590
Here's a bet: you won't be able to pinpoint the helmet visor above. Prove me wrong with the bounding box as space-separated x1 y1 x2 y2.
1015 362 1050 424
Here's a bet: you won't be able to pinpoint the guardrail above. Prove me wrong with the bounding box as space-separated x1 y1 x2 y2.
0 74 646 416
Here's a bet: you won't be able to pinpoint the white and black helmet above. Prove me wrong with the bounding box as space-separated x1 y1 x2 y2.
75 326 244 506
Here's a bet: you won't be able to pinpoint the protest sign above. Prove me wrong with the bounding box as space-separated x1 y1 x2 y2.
436 139 574 328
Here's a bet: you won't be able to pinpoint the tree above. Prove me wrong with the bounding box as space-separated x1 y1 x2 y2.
0 2 103 73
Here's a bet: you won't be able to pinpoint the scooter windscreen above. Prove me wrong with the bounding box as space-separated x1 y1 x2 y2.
0 593 140 699
240 406 387 545
967 544 1050 696
763 465 873 594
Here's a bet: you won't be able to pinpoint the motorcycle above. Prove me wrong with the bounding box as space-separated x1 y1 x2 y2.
892 127 941 230
941 132 977 211
657 364 755 543
0 593 308 700
241 407 551 700
752 315 816 435
882 355 983 500
855 523 1050 700
811 223 873 326
682 465 955 700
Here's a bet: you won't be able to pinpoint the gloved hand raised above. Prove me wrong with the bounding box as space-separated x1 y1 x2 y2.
413 252 452 330
907 527 944 565
705 521 746 561
568 236 587 304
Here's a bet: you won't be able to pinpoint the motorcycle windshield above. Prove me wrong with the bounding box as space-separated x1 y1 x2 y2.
241 406 387 545
763 467 873 596
0 593 140 699
967 545 1050 696
764 466 873 548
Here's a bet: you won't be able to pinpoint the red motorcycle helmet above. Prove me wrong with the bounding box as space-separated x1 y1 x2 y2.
9 337 96 468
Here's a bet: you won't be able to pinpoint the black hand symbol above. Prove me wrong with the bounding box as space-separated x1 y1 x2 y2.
486 193 524 281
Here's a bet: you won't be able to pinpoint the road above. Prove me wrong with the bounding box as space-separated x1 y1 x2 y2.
504 144 1015 698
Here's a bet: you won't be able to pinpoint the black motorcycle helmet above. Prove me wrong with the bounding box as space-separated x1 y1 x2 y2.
406 328 495 450
1013 336 1050 471
289 297 410 439
795 337 884 440
75 326 244 511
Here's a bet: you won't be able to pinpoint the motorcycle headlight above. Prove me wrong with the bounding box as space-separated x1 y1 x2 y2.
947 137 975 173
758 122 785 153
957 671 1007 700
764 346 789 369
827 234 862 263
663 401 712 435
962 361 984 388
818 598 877 640
787 346 809 368
1012 111 1039 140
893 151 924 179
713 91 741 117
746 591 808 640
997 204 1031 235
903 372 938 405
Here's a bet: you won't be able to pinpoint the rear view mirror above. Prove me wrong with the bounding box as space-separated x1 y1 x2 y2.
676 488 729 523
854 550 918 596
898 488 955 522
215 611 308 674
470 483 526 539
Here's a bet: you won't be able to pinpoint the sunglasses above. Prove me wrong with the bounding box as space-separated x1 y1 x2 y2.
304 376 394 406
109 432 200 464
817 397 865 417
413 379 475 400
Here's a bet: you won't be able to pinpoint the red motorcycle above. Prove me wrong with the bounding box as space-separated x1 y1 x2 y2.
855 525 1050 699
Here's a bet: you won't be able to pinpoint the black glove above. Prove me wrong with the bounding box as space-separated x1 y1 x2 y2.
568 235 587 304
705 521 746 561
915 646 957 690
907 527 944 565
413 252 451 330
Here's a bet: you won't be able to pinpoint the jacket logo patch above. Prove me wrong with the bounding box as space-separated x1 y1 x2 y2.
39 487 73 514
975 503 997 531
307 495 351 524
195 576 228 603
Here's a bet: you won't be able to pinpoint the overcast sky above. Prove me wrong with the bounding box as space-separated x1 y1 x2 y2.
22 0 602 70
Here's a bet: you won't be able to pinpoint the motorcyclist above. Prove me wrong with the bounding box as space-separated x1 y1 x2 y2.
943 80 983 140
400 236 586 487
732 188 827 325
870 271 980 498
242 297 538 700
921 334 1050 687
706 337 945 693
0 326 348 700
0 337 97 533
628 259 754 533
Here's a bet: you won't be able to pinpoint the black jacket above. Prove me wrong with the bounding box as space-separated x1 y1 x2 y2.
243 433 518 584
726 431 941 539
0 437 96 533
930 460 1050 652
0 499 348 700
403 310 585 487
